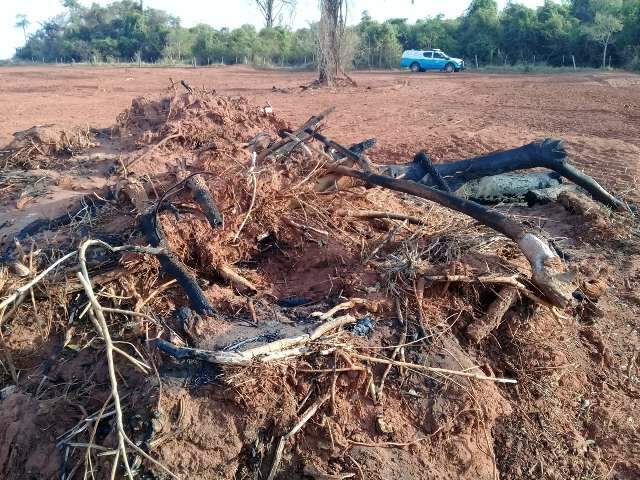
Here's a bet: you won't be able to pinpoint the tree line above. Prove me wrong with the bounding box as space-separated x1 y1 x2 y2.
13 0 640 71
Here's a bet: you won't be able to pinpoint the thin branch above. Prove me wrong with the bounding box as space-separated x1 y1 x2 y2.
350 353 517 384
233 153 257 242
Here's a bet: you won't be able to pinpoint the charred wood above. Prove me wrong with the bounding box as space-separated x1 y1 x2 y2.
378 139 623 210
186 174 223 228
140 210 215 316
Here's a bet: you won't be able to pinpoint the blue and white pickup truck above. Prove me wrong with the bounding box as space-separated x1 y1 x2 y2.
400 49 465 73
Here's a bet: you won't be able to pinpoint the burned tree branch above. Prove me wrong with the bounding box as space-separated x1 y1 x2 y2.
140 211 215 316
380 139 623 210
414 151 451 192
186 174 223 228
305 129 372 171
257 107 335 162
330 165 575 308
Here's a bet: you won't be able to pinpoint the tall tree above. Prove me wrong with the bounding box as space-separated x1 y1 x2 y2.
586 11 623 66
459 0 500 63
15 14 30 42
500 3 539 62
252 0 296 28
318 0 347 85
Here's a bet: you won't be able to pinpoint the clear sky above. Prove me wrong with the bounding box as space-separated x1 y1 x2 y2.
0 0 546 60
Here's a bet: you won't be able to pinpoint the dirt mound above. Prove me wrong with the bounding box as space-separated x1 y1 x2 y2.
1 124 97 169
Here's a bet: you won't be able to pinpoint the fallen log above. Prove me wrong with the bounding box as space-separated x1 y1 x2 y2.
330 165 575 308
378 139 623 210
457 172 562 203
525 183 584 206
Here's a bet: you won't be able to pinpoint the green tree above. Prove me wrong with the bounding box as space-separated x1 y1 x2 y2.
582 1 625 67
500 2 539 63
459 0 500 63
536 1 577 65
10 0 640 71
586 12 623 66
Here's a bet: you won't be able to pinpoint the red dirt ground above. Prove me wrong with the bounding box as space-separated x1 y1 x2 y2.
1 65 639 197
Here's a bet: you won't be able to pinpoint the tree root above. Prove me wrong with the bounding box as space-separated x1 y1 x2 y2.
154 314 357 365
465 286 519 343
335 208 427 225
216 263 257 293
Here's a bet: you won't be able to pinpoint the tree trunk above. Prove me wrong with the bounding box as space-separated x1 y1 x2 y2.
318 0 345 86
602 34 610 69
330 165 575 308
266 0 274 28
377 139 623 210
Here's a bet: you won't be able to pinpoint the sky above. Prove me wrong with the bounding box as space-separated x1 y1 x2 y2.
0 0 547 60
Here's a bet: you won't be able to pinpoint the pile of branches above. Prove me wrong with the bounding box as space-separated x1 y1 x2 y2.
0 87 632 479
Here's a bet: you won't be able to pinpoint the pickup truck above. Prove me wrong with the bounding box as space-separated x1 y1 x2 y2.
400 49 464 73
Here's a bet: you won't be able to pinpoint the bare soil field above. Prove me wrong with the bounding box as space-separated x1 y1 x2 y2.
1 65 639 195
0 65 639 480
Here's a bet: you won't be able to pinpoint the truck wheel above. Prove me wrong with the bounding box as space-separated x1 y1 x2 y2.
444 63 455 73
410 62 421 73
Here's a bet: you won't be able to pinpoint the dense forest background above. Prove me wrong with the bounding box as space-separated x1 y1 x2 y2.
12 0 640 70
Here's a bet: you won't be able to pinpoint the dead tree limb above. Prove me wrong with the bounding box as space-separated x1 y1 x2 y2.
140 211 215 316
154 314 357 365
413 151 450 192
257 107 335 162
216 263 257 293
330 165 574 308
186 174 223 228
379 139 623 210
305 129 372 171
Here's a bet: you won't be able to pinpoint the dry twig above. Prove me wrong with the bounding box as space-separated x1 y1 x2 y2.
350 353 517 384
267 392 331 480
